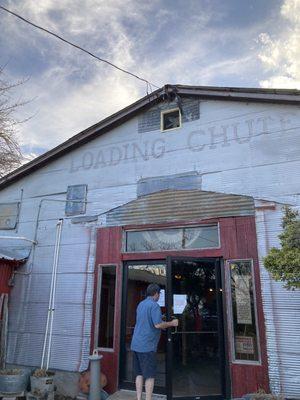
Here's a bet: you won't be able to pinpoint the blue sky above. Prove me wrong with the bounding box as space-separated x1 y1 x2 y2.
0 0 299 160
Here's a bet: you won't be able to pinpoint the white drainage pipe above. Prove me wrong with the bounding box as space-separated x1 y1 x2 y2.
41 219 63 370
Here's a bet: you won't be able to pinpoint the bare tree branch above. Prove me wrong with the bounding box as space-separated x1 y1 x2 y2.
0 70 26 177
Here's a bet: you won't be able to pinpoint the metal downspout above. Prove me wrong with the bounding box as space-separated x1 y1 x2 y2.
41 219 63 370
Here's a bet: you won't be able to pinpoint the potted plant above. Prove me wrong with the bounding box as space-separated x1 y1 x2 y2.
0 368 30 393
30 368 55 397
244 389 285 400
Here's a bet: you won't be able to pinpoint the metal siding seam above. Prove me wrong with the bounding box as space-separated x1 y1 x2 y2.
256 206 300 398
6 223 94 372
78 226 97 372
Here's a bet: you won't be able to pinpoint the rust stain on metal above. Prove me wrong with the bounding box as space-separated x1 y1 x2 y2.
106 189 254 226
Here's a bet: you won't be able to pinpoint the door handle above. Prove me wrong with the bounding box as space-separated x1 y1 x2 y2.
171 316 178 334
171 325 178 335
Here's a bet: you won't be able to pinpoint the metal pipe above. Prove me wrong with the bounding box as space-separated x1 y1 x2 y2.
24 198 89 276
41 221 59 369
46 219 63 370
15 188 23 234
0 236 37 244
89 350 102 400
14 197 115 276
41 219 63 369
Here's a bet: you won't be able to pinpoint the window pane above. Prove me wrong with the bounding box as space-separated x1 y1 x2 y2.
123 263 166 387
98 265 116 348
229 260 260 362
65 184 87 216
162 110 180 130
0 202 20 230
126 225 219 252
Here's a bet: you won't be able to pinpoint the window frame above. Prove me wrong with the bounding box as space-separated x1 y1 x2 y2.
124 223 221 253
94 264 117 352
160 107 182 132
0 202 20 230
65 184 87 216
226 259 262 365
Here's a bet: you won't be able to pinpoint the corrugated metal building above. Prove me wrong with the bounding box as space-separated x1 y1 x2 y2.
0 85 299 399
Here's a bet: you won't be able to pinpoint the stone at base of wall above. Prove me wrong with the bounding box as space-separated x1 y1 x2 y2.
6 364 80 397
243 395 285 400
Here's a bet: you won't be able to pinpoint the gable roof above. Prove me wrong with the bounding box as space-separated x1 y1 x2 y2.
0 84 299 190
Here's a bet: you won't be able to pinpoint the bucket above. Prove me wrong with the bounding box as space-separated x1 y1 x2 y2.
0 369 30 393
30 372 55 395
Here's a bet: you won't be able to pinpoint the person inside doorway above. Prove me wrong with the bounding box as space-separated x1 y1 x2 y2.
131 283 179 400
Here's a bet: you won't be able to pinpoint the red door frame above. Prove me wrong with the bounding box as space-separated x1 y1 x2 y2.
0 260 19 294
92 216 269 397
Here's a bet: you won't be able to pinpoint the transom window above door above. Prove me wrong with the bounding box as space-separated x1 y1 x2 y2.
125 225 220 252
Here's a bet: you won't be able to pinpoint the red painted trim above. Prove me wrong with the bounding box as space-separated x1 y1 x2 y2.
0 261 17 294
122 248 222 260
92 227 123 394
124 218 219 231
219 217 269 397
93 216 269 397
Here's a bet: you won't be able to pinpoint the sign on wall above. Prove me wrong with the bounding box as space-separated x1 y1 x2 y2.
235 336 255 354
229 260 260 362
234 275 253 325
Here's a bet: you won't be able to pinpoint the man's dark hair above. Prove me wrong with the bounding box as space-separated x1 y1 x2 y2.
146 283 161 297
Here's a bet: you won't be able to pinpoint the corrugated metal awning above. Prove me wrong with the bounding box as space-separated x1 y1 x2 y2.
0 237 33 262
106 189 255 226
0 247 31 262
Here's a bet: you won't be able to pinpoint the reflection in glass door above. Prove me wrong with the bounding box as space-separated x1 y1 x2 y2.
167 258 225 400
121 261 167 394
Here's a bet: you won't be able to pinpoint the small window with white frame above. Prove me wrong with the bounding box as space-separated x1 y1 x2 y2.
161 108 181 131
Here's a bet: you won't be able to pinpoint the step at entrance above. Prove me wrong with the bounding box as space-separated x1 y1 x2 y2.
108 390 166 399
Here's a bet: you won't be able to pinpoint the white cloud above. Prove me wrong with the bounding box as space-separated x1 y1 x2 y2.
3 0 225 151
2 0 160 150
2 0 294 161
258 0 300 89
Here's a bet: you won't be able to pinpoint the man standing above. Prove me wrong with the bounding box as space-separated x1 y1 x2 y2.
131 284 179 400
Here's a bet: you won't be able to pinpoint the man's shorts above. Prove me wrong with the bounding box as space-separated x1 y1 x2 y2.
133 351 157 380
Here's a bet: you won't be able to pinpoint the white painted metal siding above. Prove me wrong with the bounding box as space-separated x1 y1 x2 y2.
0 98 299 396
256 204 300 398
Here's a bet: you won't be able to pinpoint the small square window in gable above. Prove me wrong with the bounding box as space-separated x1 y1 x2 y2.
138 98 199 134
65 184 87 216
161 108 181 131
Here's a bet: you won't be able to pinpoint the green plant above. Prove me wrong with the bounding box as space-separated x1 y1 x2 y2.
0 369 21 375
247 388 284 399
263 206 300 289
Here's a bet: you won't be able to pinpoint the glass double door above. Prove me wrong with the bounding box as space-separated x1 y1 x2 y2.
121 257 225 400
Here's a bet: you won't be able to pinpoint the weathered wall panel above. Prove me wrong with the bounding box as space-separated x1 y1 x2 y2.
106 189 254 226
255 205 300 398
0 203 20 230
0 97 298 395
0 261 14 293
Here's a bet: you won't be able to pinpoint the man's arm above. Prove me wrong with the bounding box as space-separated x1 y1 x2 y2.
155 319 178 330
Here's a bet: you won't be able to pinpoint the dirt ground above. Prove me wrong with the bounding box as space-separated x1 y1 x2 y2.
108 390 166 399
